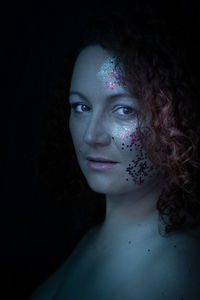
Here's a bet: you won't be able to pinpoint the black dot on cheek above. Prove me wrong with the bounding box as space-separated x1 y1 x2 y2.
126 178 129 181
112 137 114 140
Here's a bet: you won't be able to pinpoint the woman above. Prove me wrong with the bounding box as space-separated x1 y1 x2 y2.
29 4 200 300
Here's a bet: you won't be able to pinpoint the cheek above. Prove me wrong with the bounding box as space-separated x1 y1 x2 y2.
113 126 158 186
69 118 82 149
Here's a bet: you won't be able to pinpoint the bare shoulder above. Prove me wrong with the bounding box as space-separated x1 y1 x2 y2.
119 226 200 300
28 271 61 300
28 227 96 300
164 224 200 261
152 225 200 299
27 259 70 300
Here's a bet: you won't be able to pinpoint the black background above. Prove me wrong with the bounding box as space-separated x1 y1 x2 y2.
1 0 200 299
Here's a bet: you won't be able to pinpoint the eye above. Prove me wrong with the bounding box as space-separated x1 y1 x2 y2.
71 103 91 113
113 106 136 117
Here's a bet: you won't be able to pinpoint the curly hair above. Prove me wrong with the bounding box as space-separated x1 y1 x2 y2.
31 3 200 236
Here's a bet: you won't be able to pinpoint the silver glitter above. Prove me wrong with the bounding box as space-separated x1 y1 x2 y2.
97 56 126 90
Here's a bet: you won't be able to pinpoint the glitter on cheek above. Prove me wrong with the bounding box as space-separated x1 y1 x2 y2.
126 156 157 186
119 127 138 151
119 126 157 185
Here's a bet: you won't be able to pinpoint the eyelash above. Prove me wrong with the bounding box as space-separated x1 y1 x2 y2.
70 103 136 118
71 103 91 113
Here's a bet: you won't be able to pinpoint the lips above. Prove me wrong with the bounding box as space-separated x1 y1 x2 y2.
86 156 118 163
86 156 119 170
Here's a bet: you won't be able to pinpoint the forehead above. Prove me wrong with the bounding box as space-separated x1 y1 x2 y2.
70 45 128 96
73 45 110 74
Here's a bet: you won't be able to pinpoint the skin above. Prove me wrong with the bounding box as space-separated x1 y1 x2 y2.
69 44 166 242
29 44 200 300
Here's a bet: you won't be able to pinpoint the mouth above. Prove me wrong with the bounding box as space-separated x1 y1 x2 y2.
86 156 118 163
86 156 119 170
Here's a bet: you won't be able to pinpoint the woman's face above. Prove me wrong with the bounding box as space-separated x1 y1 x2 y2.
69 45 161 195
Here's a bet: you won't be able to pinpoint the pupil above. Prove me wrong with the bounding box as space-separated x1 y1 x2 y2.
82 105 88 111
124 107 131 114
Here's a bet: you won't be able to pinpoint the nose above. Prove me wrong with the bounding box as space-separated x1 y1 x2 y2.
84 114 110 146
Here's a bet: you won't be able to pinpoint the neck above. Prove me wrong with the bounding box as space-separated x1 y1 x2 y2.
100 179 165 240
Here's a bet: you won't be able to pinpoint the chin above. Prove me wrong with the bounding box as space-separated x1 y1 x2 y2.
85 173 121 195
84 173 136 196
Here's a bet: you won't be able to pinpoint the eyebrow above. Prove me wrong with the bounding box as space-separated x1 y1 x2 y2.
69 91 134 102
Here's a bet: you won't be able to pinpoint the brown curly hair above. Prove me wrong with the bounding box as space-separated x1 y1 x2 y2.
31 3 200 236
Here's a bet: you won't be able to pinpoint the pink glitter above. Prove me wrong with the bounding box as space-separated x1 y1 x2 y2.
120 126 156 185
120 126 150 147
105 70 127 90
126 151 156 186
